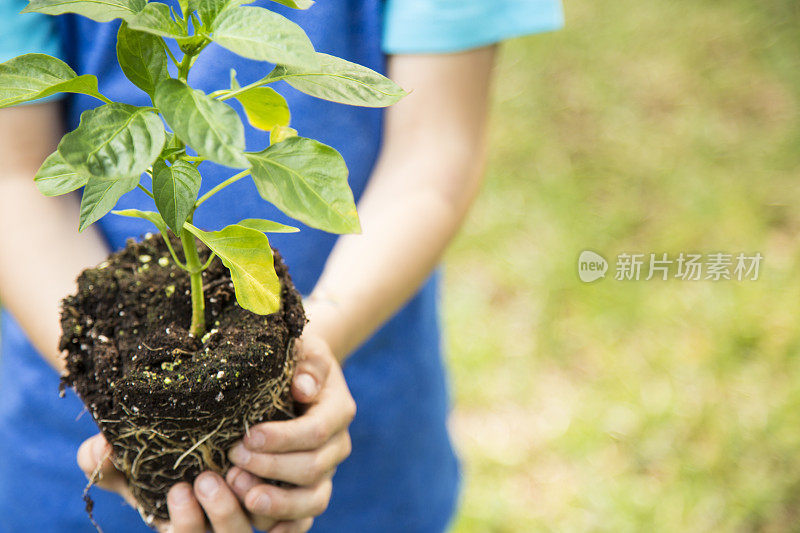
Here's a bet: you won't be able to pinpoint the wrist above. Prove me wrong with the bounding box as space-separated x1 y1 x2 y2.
302 290 348 362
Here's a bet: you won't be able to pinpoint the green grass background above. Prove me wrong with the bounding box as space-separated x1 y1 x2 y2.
444 1 800 531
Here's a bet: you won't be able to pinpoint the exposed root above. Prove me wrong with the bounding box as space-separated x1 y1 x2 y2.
98 352 296 523
173 417 227 469
83 448 112 533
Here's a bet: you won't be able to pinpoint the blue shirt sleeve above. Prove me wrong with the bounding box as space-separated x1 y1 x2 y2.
0 0 62 62
382 0 564 54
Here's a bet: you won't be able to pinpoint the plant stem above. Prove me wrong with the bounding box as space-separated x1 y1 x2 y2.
162 40 181 69
178 52 194 82
199 252 217 271
190 12 202 33
160 231 188 271
194 169 250 208
217 73 277 101
180 227 206 337
137 183 155 200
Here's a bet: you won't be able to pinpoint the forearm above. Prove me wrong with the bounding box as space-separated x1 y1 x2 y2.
304 48 496 361
0 103 109 371
305 152 486 361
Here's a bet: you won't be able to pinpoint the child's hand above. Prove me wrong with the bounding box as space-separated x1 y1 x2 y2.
222 333 356 532
77 333 356 533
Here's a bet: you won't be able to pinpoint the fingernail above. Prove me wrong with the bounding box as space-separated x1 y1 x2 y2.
231 469 252 492
196 474 219 498
229 444 251 465
245 430 265 449
295 373 318 398
252 493 271 514
170 484 193 506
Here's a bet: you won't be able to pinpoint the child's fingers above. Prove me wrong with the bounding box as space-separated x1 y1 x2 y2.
76 433 135 506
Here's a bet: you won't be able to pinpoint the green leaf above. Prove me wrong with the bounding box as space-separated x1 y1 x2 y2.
268 53 406 108
246 136 360 234
189 0 252 26
270 124 297 145
155 79 248 168
116 22 169 96
269 0 313 9
111 208 169 234
211 6 317 69
127 2 187 39
22 0 146 22
58 103 166 179
0 54 107 108
188 0 224 25
34 151 89 197
152 160 201 233
160 132 186 162
185 223 281 315
235 218 299 233
79 176 139 232
177 34 207 55
231 73 289 131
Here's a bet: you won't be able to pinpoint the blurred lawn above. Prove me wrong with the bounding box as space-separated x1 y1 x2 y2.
444 1 800 531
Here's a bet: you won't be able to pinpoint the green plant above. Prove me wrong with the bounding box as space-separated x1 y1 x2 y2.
3 0 405 337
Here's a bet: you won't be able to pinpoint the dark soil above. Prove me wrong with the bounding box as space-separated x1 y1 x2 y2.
59 233 305 525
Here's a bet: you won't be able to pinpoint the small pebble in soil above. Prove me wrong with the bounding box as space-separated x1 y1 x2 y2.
158 257 170 267
201 328 219 344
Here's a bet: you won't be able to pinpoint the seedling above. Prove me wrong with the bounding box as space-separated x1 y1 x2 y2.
2 0 405 338
2 2 406 523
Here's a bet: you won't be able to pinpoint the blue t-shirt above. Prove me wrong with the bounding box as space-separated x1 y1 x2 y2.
0 1 562 532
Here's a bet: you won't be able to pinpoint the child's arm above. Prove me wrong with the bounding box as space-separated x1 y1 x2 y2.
305 46 498 361
0 102 109 371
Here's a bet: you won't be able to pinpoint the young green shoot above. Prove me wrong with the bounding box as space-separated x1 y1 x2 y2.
5 0 407 338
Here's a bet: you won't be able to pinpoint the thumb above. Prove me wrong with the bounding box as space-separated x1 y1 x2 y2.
77 433 136 506
291 335 334 403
